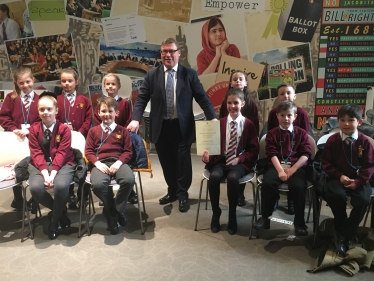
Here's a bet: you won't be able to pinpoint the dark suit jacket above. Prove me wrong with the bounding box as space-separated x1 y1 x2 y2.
205 117 259 172
132 64 216 145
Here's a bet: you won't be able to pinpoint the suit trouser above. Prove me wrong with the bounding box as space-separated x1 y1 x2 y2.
261 166 307 227
155 119 192 200
28 163 75 225
90 162 135 216
324 179 371 239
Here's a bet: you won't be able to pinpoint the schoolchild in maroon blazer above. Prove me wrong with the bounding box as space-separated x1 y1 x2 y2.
254 101 311 236
267 83 309 133
321 104 374 256
0 67 40 210
56 68 92 138
28 92 75 240
202 89 259 235
85 97 135 235
93 73 132 127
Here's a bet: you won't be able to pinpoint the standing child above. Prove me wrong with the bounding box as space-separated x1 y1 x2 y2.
202 89 259 235
219 70 259 207
321 104 374 256
0 67 40 210
267 83 310 215
56 67 92 208
254 101 311 236
28 91 75 240
93 73 137 204
85 97 135 235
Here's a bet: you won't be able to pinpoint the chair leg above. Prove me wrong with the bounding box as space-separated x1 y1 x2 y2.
251 181 256 214
249 183 261 239
138 172 146 214
194 178 206 231
21 183 33 242
306 188 313 223
78 183 92 238
134 181 144 235
363 198 373 227
313 196 323 249
205 180 209 210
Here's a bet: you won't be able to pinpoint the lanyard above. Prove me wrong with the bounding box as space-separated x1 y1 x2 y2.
63 95 72 123
342 139 361 171
96 128 111 157
279 127 294 164
20 95 32 125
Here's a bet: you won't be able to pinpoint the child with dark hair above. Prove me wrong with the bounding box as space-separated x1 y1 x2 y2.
254 101 311 236
202 89 258 235
321 104 374 256
85 96 135 235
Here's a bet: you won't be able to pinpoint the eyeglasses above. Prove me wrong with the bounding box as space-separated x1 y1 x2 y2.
160 49 179 55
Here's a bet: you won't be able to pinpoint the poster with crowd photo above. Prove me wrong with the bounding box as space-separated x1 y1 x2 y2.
5 34 76 82
253 43 314 100
65 0 112 24
98 37 161 78
314 1 374 129
88 83 104 117
138 0 192 23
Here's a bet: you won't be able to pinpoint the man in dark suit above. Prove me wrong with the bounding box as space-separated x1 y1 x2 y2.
127 38 216 212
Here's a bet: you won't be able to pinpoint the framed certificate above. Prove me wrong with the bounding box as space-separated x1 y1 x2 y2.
195 120 220 155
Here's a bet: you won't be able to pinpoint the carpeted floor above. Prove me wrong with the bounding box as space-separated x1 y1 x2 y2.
0 154 372 280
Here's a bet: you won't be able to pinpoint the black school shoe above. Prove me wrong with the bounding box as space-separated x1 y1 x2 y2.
253 217 270 230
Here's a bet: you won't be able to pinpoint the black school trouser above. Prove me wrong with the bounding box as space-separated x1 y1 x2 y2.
261 166 307 227
155 119 192 201
324 179 371 239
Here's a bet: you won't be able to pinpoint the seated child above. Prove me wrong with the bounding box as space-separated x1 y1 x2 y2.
254 101 311 236
202 89 259 235
321 104 374 256
85 97 135 235
28 91 75 240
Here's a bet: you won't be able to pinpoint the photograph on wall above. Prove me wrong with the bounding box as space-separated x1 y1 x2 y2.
184 13 249 76
0 1 34 45
98 37 161 78
253 43 314 100
65 0 112 24
138 0 192 23
88 83 103 115
0 45 12 81
5 34 76 82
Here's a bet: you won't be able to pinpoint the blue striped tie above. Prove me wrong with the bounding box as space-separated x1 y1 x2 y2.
165 69 174 118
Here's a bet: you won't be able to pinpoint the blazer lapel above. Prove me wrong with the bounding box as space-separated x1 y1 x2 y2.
158 66 166 102
176 65 184 100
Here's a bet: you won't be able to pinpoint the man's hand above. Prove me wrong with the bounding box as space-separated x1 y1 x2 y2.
109 160 122 175
127 120 139 133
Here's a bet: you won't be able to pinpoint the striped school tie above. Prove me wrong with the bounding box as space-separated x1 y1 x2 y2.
345 136 353 145
23 94 30 111
226 121 237 165
67 94 74 107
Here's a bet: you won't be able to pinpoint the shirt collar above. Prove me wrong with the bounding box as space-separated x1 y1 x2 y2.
113 95 119 101
227 113 244 124
21 91 34 99
340 130 358 141
100 122 117 132
64 90 76 97
164 64 178 73
43 121 55 132
279 124 294 133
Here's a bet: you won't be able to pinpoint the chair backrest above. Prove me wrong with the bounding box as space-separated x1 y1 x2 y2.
258 134 267 159
71 131 86 157
0 132 30 166
102 73 132 100
317 132 338 147
308 134 317 161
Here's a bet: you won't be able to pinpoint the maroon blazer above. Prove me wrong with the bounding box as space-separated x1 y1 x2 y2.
322 132 374 188
56 94 92 137
205 117 259 172
28 120 75 171
267 106 310 133
266 126 311 166
0 93 40 131
85 124 132 165
93 97 132 127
